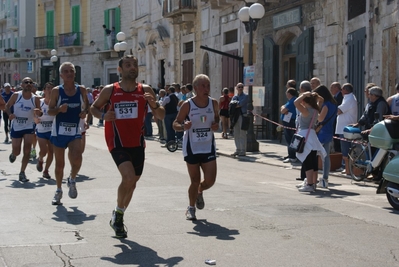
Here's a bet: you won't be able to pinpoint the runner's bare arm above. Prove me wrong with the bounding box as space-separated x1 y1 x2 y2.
47 87 67 116
90 85 114 121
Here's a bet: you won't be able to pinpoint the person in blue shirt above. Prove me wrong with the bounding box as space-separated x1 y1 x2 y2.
313 85 338 188
1 83 14 143
231 83 248 156
280 87 298 162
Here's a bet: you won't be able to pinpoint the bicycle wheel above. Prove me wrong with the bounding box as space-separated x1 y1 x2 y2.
348 143 367 181
166 140 178 152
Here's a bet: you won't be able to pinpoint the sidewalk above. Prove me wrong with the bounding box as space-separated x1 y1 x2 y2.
214 132 350 179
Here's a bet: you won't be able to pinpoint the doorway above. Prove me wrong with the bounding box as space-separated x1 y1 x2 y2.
282 37 297 89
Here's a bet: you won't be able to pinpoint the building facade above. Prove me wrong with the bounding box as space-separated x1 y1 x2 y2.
0 0 36 86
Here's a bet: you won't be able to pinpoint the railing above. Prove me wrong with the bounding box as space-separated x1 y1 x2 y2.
34 36 56 50
163 0 197 17
58 32 83 47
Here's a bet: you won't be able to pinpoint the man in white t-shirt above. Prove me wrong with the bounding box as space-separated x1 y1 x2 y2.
335 83 358 174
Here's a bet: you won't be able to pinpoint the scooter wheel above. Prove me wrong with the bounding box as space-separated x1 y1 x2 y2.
166 140 178 152
386 182 399 211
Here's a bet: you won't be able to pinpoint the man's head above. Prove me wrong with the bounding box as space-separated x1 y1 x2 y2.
236 82 244 94
193 74 211 96
185 83 193 92
59 62 76 83
3 83 10 92
159 89 166 97
21 77 34 93
286 80 296 89
364 83 376 99
118 55 138 81
330 82 341 95
310 77 321 90
342 83 354 95
369 86 383 102
286 87 298 98
299 80 312 93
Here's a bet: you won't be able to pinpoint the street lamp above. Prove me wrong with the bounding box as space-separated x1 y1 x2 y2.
50 49 58 83
114 31 128 58
238 1 265 152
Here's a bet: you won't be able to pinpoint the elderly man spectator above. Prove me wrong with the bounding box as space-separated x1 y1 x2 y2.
330 82 343 152
310 77 321 91
387 83 399 115
336 83 358 175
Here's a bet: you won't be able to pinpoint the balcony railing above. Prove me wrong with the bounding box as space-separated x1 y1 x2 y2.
34 36 56 50
58 32 83 47
6 15 18 30
163 0 197 18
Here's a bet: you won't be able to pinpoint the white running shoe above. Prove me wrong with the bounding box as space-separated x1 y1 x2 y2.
296 178 307 188
318 178 329 188
298 184 315 192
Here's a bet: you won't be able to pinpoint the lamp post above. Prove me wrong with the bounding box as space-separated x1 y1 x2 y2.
238 1 265 152
113 31 128 58
50 49 58 83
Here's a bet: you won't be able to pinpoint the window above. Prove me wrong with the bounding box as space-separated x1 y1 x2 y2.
224 29 237 45
348 0 366 20
184 41 193 54
104 7 121 34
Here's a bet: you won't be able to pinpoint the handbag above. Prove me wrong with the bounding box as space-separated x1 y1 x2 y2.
241 116 250 131
289 111 317 153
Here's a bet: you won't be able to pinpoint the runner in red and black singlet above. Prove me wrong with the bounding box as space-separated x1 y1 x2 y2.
91 55 165 238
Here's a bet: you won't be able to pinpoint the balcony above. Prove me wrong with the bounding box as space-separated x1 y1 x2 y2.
58 32 83 54
34 36 56 56
6 15 18 31
163 0 197 24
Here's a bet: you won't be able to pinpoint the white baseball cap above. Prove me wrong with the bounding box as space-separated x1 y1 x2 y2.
4 83 10 87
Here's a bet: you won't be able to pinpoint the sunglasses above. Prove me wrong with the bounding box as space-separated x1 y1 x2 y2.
237 86 243 88
24 81 34 84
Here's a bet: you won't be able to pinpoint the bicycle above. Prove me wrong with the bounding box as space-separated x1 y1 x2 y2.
166 137 182 152
348 137 396 182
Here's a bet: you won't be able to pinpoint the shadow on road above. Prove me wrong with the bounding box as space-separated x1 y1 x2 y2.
52 205 96 225
8 180 46 189
187 219 239 240
101 239 183 266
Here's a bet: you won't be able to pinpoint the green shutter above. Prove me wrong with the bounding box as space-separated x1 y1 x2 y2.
46 10 54 48
14 37 17 49
72 5 80 45
104 10 109 28
115 7 121 33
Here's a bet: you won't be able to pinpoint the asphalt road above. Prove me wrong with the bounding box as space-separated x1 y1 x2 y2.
1 126 399 267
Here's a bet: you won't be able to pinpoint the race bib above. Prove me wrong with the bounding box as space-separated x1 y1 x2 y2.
15 117 28 126
192 128 211 142
114 102 138 119
58 122 77 136
41 121 52 129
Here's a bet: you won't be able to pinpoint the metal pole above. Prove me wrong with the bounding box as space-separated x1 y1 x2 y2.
246 17 259 152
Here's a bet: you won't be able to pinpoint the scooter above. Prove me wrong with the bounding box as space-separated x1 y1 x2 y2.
369 119 399 210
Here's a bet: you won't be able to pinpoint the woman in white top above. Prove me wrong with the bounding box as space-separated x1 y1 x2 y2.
294 91 326 192
173 74 220 221
34 82 55 179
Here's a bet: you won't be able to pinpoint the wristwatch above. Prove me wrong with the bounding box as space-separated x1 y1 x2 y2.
151 102 160 110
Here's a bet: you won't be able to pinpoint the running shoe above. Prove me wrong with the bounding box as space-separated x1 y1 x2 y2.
19 172 29 182
4 137 9 143
9 153 16 163
36 159 44 172
43 170 51 179
185 206 197 220
196 192 205 210
318 178 329 188
109 210 128 238
298 184 315 192
52 190 63 205
67 177 78 199
296 178 307 188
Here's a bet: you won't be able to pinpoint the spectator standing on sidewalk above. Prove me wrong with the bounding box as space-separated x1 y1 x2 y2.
91 55 165 238
310 77 321 91
313 85 338 188
5 77 42 182
231 83 248 156
281 87 298 163
387 83 399 115
162 86 179 143
329 82 343 153
173 74 219 220
219 87 231 139
335 83 358 175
